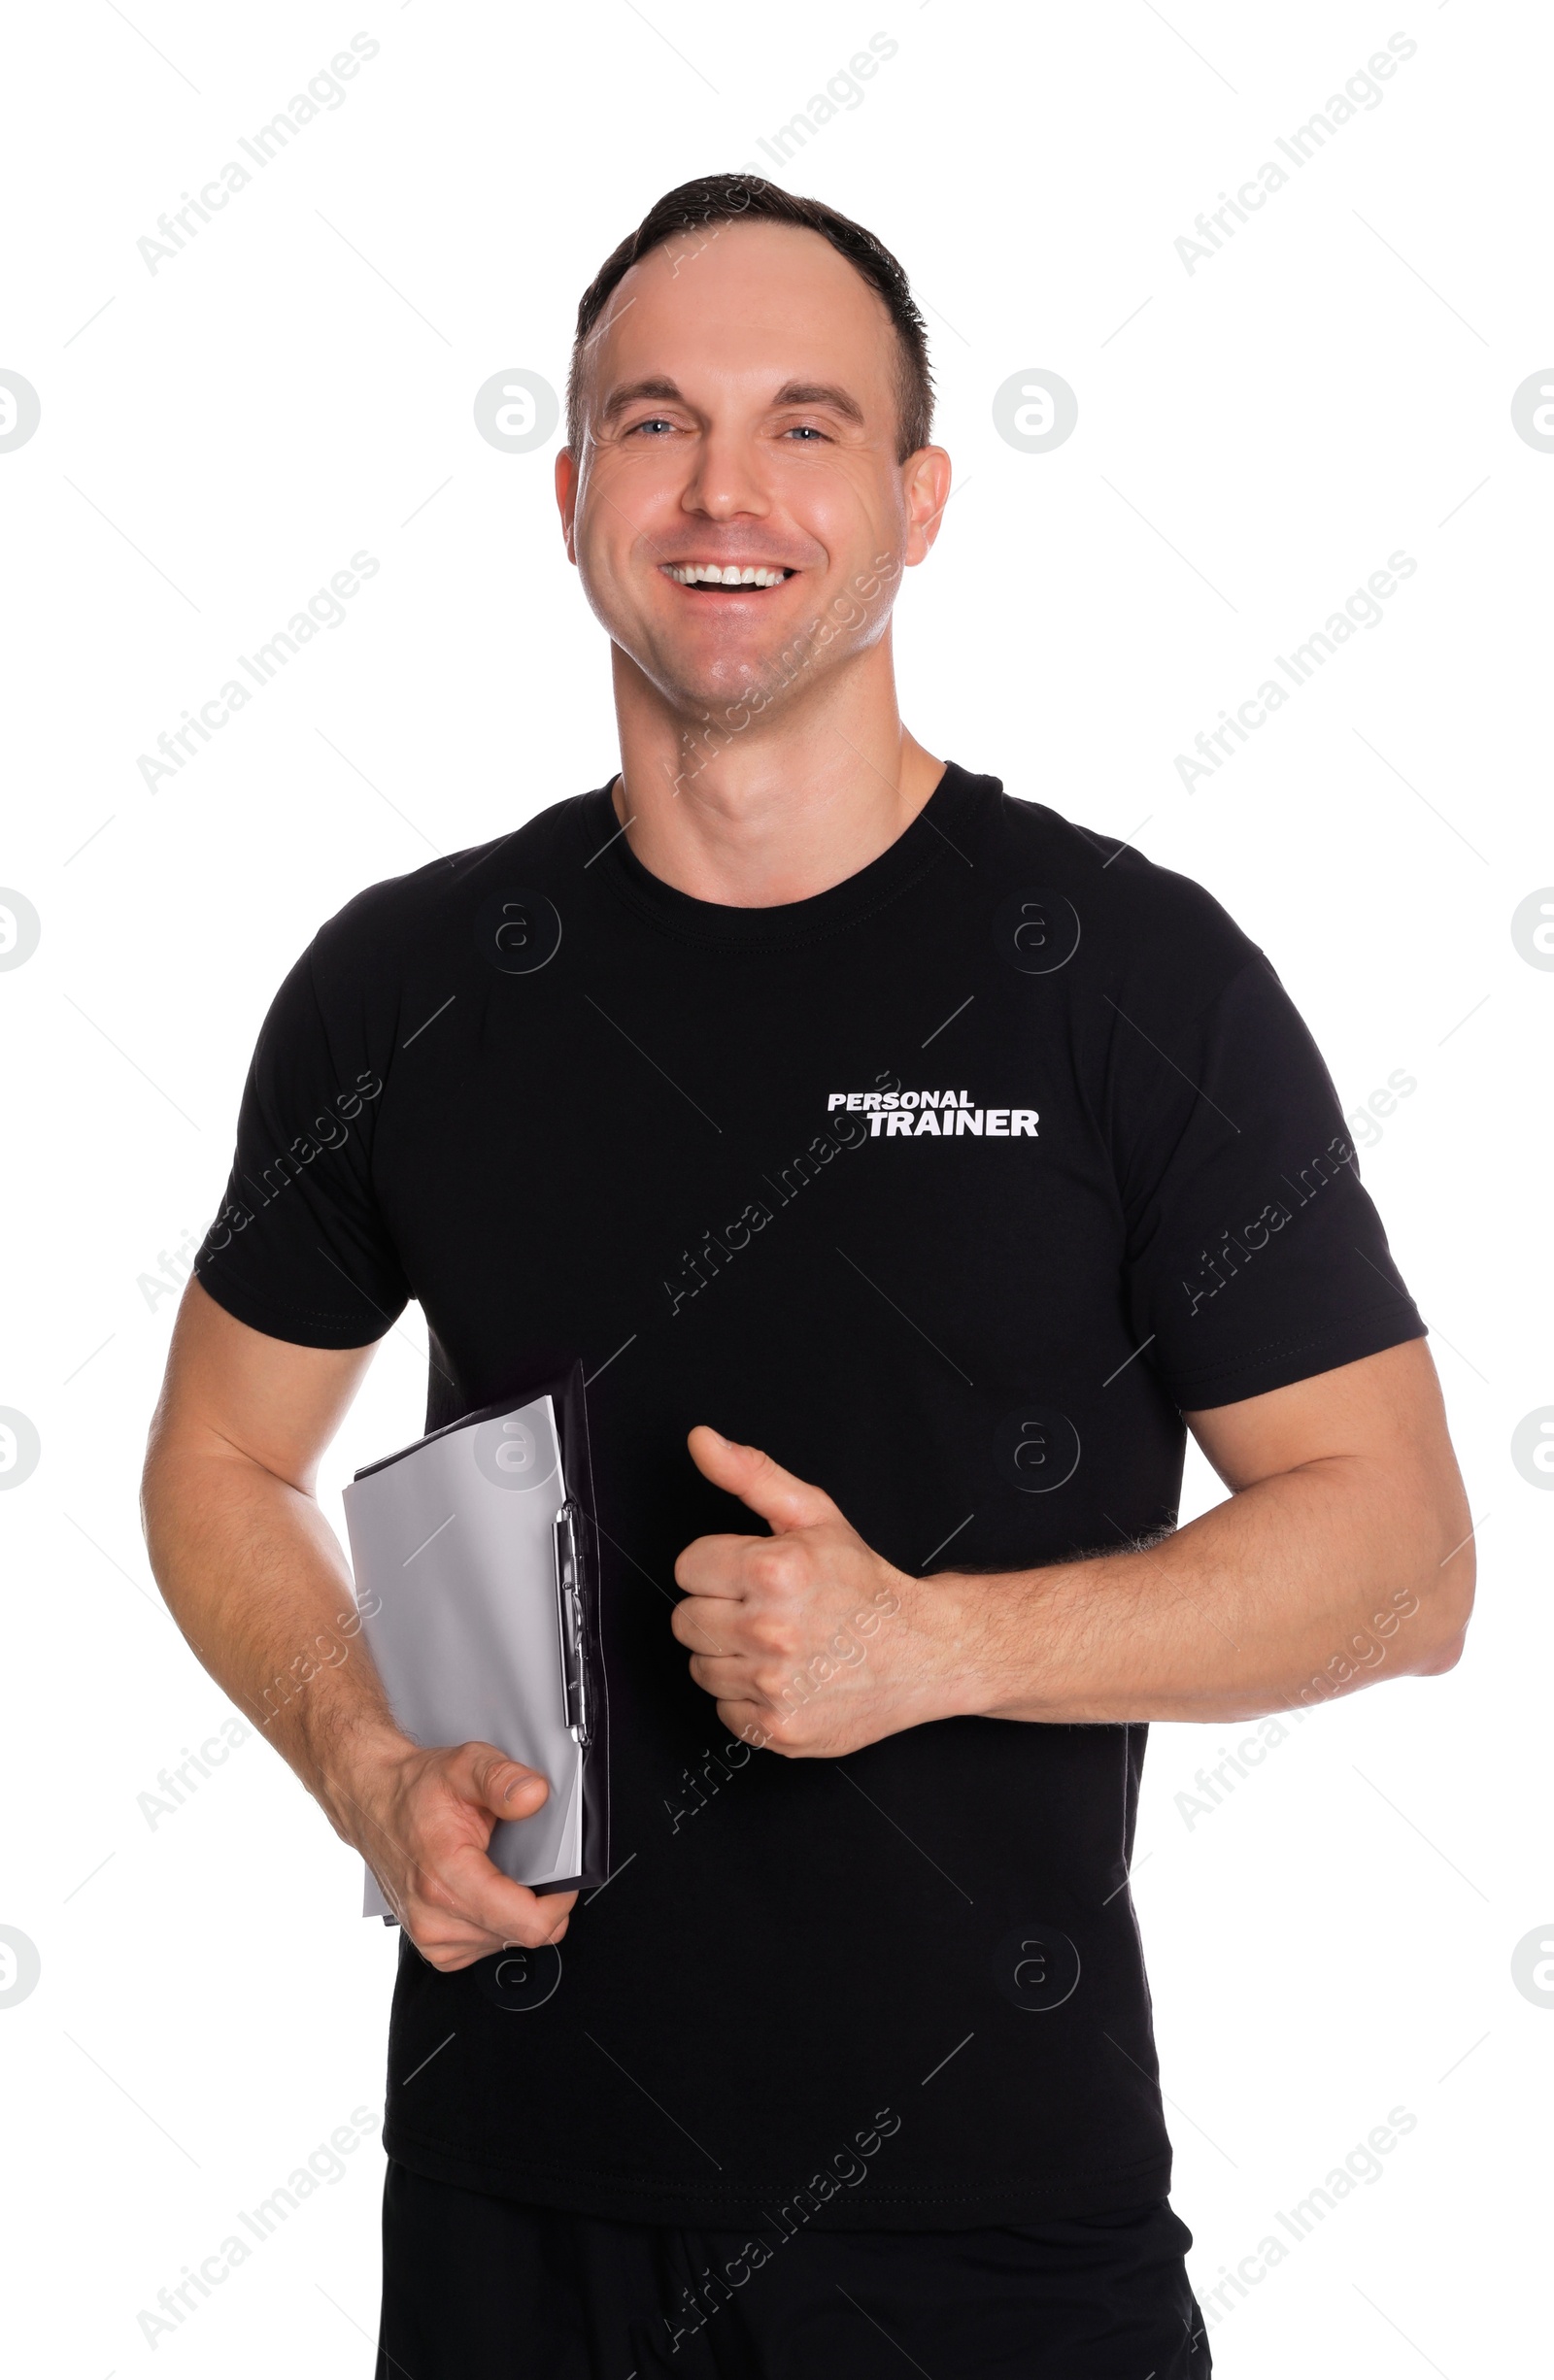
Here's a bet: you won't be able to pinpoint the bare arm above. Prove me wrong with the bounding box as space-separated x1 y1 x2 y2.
141 1277 573 1962
963 1335 1473 1723
670 1340 1475 1751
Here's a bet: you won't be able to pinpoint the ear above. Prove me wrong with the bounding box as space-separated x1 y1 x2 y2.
902 445 953 565
555 445 579 561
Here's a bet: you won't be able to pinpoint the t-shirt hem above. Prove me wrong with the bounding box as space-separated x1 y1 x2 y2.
380 2123 1173 2230
193 1256 402 1350
1161 1298 1427 1410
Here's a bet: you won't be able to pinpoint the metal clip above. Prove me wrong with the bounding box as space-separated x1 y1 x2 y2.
552 1501 591 1746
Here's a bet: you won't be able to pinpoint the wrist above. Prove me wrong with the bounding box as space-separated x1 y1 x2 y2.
896 1565 993 1726
919 1563 1051 1722
305 1715 417 1847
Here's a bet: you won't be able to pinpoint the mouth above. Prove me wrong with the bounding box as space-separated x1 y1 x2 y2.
659 561 797 593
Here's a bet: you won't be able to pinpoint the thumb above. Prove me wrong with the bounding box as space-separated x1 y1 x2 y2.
688 1425 839 1533
459 1746 551 1822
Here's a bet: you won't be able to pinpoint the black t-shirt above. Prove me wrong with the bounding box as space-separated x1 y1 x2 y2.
194 762 1425 2230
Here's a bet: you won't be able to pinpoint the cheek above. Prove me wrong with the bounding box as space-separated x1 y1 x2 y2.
573 462 674 585
776 454 900 567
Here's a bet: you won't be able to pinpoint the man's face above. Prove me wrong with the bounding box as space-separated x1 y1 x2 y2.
557 219 944 722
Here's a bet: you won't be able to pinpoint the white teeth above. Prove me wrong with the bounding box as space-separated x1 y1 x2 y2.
665 563 790 587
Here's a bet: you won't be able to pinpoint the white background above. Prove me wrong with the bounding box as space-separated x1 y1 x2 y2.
2 2 1548 2371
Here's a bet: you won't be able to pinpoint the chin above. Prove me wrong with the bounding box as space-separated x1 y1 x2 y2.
632 632 794 723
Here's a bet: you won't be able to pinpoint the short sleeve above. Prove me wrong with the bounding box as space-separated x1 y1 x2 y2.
1116 954 1426 1409
193 939 412 1348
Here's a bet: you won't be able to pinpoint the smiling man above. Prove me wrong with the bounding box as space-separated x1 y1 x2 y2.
143 177 1472 2378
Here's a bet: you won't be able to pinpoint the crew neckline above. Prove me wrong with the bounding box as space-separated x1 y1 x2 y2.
576 759 982 950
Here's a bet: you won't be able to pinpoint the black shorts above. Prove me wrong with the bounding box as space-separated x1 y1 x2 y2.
376 2158 1212 2379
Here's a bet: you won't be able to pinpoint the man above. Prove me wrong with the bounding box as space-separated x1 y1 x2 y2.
142 176 1472 2377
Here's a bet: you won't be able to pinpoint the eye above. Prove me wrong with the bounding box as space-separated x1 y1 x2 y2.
782 423 828 441
627 416 677 437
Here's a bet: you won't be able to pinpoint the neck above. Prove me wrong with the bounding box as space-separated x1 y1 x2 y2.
608 635 945 907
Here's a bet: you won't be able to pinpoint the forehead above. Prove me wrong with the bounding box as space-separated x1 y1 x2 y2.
587 218 898 415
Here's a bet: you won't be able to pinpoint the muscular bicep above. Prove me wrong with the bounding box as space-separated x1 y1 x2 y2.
1185 1340 1474 1671
1184 1338 1458 1498
147 1274 379 1493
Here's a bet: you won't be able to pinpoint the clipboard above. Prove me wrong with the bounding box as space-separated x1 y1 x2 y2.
341 1359 609 1919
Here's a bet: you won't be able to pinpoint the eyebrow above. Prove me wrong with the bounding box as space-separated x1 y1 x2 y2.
596 376 868 428
598 377 684 424
770 381 866 426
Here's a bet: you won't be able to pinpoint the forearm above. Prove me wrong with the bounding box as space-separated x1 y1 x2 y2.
931 1452 1473 1726
141 1434 404 1840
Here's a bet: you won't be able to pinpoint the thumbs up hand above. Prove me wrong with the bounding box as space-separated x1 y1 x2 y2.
671 1427 961 1757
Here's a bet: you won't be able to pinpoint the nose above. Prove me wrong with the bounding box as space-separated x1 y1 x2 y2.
680 421 772 525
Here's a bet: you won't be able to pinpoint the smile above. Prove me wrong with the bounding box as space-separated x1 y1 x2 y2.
660 563 795 589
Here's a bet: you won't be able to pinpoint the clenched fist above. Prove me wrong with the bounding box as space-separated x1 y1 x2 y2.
671 1427 963 1757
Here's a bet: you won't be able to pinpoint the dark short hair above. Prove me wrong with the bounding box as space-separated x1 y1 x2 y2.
567 174 933 461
